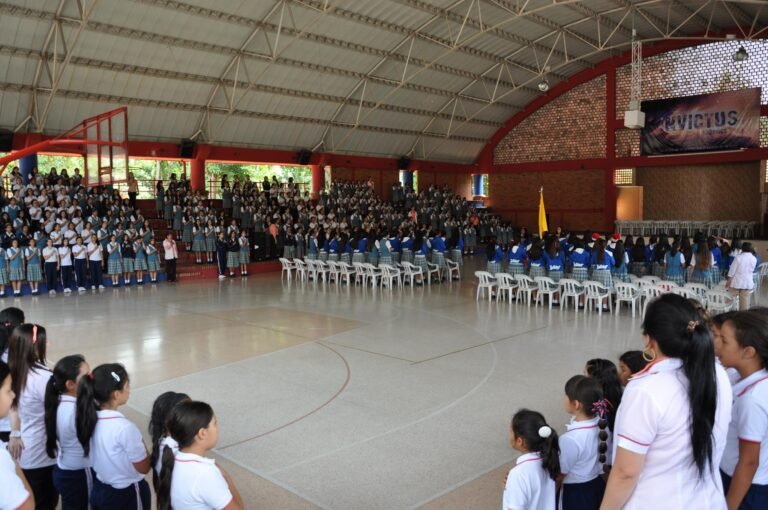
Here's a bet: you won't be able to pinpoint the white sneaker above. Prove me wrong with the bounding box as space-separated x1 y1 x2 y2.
218 275 226 280
91 285 96 290
64 288 72 294
49 290 56 296
98 285 105 289
78 287 86 292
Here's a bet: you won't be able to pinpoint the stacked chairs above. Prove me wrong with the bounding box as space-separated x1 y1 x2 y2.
615 220 756 238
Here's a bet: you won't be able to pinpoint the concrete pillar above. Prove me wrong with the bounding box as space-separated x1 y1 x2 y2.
190 159 205 191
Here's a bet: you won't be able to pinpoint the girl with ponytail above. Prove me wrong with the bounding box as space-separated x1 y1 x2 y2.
601 294 732 510
559 375 609 510
75 363 151 509
148 391 190 485
503 409 559 510
156 400 243 510
43 354 91 510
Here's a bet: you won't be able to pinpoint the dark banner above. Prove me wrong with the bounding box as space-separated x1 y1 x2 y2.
640 88 761 155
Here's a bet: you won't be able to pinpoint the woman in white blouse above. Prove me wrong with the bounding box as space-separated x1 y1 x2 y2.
726 241 757 311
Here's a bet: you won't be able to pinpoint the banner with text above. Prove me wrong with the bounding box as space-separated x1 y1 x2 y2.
640 88 761 155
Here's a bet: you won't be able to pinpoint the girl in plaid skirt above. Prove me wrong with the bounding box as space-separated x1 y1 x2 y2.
239 229 250 276
414 234 429 278
107 235 123 286
205 221 216 263
192 221 206 264
0 246 8 296
527 241 547 279
226 231 240 276
134 238 147 284
611 240 631 283
663 241 686 286
689 241 715 288
121 234 135 285
25 238 42 295
708 237 723 285
569 238 590 282
8 239 24 296
146 238 160 282
306 231 319 260
630 237 646 276
506 238 527 276
487 242 503 275
543 237 566 283
590 239 615 300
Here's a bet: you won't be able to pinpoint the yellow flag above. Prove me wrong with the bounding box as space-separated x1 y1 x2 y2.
538 188 548 237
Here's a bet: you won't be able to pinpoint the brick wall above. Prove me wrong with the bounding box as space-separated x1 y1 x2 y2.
488 169 607 231
493 76 606 165
636 162 760 221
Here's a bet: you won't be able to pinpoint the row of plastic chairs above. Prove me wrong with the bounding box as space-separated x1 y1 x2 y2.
615 220 756 238
475 272 739 316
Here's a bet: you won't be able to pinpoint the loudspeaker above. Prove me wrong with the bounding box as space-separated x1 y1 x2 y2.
297 149 312 165
179 139 196 158
398 156 411 170
0 130 13 152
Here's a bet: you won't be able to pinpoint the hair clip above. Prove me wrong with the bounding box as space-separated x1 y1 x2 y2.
110 371 121 383
592 399 611 419
687 320 699 333
538 426 552 439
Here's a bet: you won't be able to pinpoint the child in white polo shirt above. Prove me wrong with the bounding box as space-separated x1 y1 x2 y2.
75 363 151 509
156 400 243 510
0 360 35 510
718 311 768 509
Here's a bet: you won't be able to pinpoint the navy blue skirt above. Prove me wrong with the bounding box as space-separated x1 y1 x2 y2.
90 477 150 510
722 470 768 510
561 476 605 510
53 465 93 510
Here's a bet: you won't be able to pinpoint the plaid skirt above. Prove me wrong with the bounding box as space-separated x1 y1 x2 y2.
379 255 393 266
592 269 613 290
433 252 447 269
392 252 401 264
192 239 206 252
414 254 428 275
368 253 379 266
206 238 216 252
652 263 665 279
135 257 148 271
548 270 563 283
328 253 340 262
507 261 526 276
487 261 501 275
664 273 685 286
9 265 24 281
283 246 295 260
26 262 42 282
571 267 589 282
306 252 318 260
690 271 713 288
341 253 351 264
401 249 414 264
352 252 365 264
0 268 8 285
529 266 546 279
147 258 160 272
450 249 462 266
227 252 239 268
122 258 135 273
711 268 722 285
240 250 250 265
630 262 645 276
108 258 122 275
182 228 193 243
612 269 630 283
319 251 328 262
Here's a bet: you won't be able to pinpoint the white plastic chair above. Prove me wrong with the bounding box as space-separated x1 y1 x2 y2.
363 263 382 287
641 284 669 316
293 258 308 282
380 264 402 289
445 259 461 281
426 262 441 285
401 262 423 286
534 277 559 310
559 278 584 312
304 259 317 281
326 260 340 284
336 261 356 286
584 280 612 314
514 274 538 306
279 257 295 280
706 290 735 312
684 282 709 301
475 271 496 301
615 282 641 317
670 286 698 301
314 260 330 284
495 273 518 302
352 262 366 286
640 275 660 284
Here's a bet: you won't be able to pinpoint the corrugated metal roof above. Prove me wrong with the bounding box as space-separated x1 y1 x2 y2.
0 0 763 164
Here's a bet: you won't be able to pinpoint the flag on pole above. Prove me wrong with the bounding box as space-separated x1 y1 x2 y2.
538 187 548 237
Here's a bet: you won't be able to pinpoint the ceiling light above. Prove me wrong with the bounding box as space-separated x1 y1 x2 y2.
733 45 749 62
538 80 549 92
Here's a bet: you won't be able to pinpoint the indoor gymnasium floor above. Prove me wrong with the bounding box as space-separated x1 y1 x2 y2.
25 259 698 509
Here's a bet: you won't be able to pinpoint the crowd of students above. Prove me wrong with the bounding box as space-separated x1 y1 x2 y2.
0 307 243 509
503 295 768 509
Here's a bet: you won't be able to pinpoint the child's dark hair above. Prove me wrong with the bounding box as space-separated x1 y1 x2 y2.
0 307 25 355
0 360 9 392
157 401 215 510
642 293 717 476
44 354 86 459
710 311 736 329
76 363 130 456
725 311 768 368
584 358 622 430
510 409 560 480
565 376 610 472
618 351 648 375
150 391 191 484
8 324 47 407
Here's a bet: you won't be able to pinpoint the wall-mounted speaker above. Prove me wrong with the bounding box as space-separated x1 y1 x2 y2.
297 149 312 165
398 156 411 170
0 130 13 152
179 139 196 158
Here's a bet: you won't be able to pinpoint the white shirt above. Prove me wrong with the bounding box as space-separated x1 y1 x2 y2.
559 416 606 484
58 246 72 266
56 395 91 471
0 448 30 509
613 358 732 510
72 244 87 260
18 366 57 469
90 410 147 489
42 246 59 264
728 252 757 291
87 241 102 262
170 451 233 510
163 239 178 260
502 452 556 510
720 368 768 484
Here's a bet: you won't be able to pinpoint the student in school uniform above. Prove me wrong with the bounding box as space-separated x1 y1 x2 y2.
726 242 758 311
25 238 42 295
162 234 178 283
148 392 190 486
75 363 151 509
58 242 74 294
106 235 122 287
120 234 135 286
87 234 105 290
377 234 393 267
192 222 205 264
155 400 244 510
663 241 686 286
506 237 527 277
616 351 648 388
709 237 724 285
589 239 614 310
718 311 768 509
215 232 228 280
487 241 503 275
72 237 88 292
528 240 547 280
559 375 610 510
0 244 8 297
568 238 590 283
611 240 630 284
7 324 59 509
238 230 250 277
0 360 35 510
601 294 732 510
690 241 716 288
145 238 160 283
43 239 60 296
133 238 147 285
43 355 91 510
205 221 216 264
503 409 559 510
8 239 25 296
225 231 239 278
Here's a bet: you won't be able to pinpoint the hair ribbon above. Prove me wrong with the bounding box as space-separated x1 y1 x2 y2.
687 320 699 333
592 399 611 420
